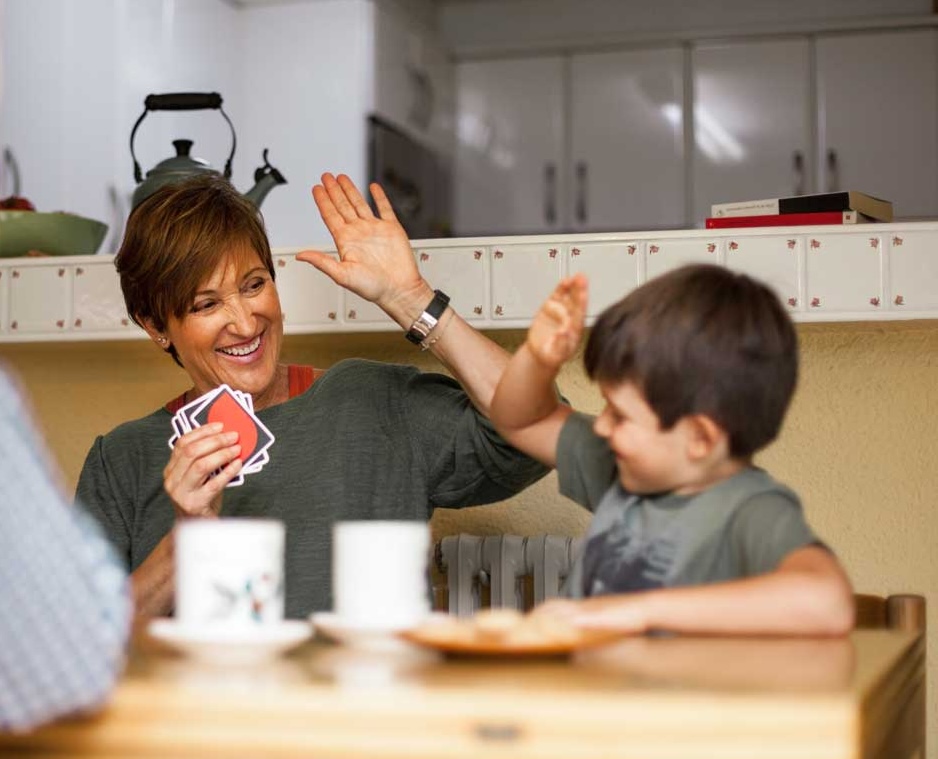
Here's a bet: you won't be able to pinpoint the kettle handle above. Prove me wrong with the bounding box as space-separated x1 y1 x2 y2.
129 92 237 183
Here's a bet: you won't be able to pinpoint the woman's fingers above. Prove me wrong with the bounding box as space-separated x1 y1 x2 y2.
311 184 347 239
320 172 360 223
369 182 400 222
337 174 375 219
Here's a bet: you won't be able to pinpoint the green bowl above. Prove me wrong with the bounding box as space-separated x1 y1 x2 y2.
0 210 109 257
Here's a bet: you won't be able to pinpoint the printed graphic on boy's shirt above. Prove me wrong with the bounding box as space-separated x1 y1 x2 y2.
581 522 678 595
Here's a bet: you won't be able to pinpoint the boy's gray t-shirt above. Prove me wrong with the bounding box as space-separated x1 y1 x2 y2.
556 412 818 597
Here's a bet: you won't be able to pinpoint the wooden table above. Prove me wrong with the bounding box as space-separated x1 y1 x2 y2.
0 629 924 759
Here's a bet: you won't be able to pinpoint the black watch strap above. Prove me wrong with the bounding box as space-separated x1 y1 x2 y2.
405 290 451 345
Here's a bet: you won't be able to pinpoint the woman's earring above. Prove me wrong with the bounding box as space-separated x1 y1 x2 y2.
157 336 169 347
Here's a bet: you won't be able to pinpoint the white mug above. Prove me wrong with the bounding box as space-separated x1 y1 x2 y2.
332 520 430 629
175 518 285 629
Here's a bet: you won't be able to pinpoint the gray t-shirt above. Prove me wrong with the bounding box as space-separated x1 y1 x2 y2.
556 412 817 597
76 359 548 618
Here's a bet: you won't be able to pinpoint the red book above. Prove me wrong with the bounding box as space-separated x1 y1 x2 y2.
705 210 871 229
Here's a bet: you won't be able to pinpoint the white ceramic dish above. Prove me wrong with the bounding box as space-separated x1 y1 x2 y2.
310 611 448 650
147 618 312 664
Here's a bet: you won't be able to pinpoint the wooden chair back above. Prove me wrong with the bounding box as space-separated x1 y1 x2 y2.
854 593 926 631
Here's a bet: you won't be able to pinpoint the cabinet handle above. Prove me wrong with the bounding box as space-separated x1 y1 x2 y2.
826 149 839 193
792 151 805 196
575 161 588 224
544 163 557 225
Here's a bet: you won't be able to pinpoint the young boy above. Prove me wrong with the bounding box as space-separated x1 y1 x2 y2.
490 264 854 636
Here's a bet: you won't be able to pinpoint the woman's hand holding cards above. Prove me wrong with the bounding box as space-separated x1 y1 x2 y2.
163 423 242 519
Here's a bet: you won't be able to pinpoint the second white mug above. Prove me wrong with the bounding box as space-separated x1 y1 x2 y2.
332 520 431 630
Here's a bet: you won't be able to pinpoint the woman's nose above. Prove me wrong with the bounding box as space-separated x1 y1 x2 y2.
226 297 257 335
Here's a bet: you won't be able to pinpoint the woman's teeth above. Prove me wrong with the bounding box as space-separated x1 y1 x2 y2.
218 335 261 357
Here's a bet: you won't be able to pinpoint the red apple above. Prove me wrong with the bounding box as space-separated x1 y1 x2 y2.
0 195 35 211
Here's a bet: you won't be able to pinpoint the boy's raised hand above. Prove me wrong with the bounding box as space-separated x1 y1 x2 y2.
527 273 589 369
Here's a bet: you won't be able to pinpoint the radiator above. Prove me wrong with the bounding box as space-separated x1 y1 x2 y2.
435 534 583 617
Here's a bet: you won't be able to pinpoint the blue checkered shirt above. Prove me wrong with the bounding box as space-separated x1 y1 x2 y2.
0 370 131 732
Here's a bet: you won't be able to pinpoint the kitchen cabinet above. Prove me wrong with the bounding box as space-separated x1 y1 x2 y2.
490 243 564 320
413 245 487 322
816 29 938 219
5 222 938 344
692 38 812 225
454 56 566 236
887 230 938 310
805 233 883 314
724 235 802 312
454 26 938 234
454 48 686 237
570 47 685 232
567 242 641 317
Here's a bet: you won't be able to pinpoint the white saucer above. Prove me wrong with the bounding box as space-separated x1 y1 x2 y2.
310 611 446 650
147 618 312 664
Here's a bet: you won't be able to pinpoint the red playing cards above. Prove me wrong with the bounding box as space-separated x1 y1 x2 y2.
167 384 275 488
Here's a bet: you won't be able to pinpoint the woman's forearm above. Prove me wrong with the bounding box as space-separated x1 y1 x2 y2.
423 311 511 417
130 533 175 619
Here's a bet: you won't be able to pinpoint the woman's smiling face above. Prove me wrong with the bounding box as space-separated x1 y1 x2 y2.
163 242 284 408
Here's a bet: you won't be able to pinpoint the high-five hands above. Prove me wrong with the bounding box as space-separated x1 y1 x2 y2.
526 273 589 370
297 173 427 314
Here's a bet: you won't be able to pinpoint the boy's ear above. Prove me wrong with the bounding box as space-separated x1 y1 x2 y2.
684 414 730 461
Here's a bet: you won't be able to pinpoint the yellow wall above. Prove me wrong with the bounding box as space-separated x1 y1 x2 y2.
1 321 935 755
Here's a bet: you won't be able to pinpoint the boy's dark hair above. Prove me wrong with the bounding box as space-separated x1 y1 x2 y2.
115 174 274 367
584 264 798 458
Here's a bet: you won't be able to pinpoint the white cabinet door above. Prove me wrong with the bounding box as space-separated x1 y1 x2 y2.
570 47 685 232
8 265 69 335
724 235 802 313
491 243 563 321
646 237 722 281
415 245 487 322
454 57 566 236
805 233 883 315
273 254 342 331
693 38 811 225
72 263 135 333
886 231 938 312
568 243 641 318
817 30 938 219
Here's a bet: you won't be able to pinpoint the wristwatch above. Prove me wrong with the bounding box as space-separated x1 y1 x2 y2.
405 289 451 345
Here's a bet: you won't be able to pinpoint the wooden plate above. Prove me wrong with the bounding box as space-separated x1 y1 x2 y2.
399 619 623 657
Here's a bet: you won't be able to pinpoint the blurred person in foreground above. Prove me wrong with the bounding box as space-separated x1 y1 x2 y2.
490 265 854 636
0 369 131 732
76 172 547 620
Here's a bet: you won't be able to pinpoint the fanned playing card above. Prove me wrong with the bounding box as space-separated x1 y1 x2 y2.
166 384 274 486
189 385 275 468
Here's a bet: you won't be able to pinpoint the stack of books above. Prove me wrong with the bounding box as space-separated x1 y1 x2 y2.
706 191 893 229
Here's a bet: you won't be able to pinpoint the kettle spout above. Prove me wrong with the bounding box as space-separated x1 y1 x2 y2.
244 149 287 208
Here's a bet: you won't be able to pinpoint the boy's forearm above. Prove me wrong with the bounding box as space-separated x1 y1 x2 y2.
565 549 855 637
637 568 854 636
491 344 563 431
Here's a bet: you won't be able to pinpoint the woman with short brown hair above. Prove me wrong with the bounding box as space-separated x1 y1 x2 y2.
78 172 547 620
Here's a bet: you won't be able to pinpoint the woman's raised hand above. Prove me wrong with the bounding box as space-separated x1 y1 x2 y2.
163 423 242 519
526 273 589 370
297 173 428 317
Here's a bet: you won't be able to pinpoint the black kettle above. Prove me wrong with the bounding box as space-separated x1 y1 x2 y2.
129 92 286 210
